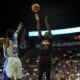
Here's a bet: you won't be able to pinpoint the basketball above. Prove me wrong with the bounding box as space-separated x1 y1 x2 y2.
32 3 40 12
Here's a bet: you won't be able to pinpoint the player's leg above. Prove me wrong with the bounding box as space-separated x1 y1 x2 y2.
13 58 22 80
38 60 45 80
13 67 22 80
38 69 44 80
3 69 11 80
46 59 51 80
46 70 50 80
2 59 12 80
6 58 16 79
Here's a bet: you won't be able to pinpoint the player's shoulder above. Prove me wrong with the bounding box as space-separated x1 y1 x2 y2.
2 38 8 42
3 38 10 48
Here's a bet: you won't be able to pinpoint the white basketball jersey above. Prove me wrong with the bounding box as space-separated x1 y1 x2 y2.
3 38 18 57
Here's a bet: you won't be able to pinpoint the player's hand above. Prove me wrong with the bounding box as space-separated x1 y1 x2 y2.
44 16 48 23
35 13 40 21
18 22 24 30
18 26 23 30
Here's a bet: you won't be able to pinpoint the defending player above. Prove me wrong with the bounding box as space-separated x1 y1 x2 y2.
0 23 23 80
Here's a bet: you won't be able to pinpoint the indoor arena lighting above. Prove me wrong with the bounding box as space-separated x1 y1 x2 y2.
29 27 80 37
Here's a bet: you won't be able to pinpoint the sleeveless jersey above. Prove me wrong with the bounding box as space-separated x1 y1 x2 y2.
3 38 18 57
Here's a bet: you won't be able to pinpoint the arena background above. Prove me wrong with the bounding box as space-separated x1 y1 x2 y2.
0 0 80 79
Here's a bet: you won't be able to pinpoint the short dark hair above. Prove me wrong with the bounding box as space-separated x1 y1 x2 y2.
6 29 14 39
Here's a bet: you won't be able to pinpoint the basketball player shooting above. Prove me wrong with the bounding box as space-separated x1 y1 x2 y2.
0 23 23 80
32 3 53 80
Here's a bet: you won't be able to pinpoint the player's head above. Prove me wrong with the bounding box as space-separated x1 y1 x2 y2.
44 32 51 38
6 29 14 39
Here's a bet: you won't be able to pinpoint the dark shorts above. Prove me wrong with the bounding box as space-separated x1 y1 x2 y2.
39 56 51 72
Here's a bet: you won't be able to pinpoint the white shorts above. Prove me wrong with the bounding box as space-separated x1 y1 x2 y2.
3 57 22 80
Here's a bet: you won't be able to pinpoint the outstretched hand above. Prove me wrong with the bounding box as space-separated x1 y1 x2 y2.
35 13 40 21
18 26 23 30
18 22 24 30
44 16 48 23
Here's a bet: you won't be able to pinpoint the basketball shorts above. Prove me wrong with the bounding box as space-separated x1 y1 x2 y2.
3 57 22 80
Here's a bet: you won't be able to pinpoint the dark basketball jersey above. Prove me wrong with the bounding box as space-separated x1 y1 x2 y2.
39 36 53 57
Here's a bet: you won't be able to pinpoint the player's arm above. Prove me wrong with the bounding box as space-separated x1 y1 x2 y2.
35 13 42 38
44 16 52 38
13 29 20 38
0 38 5 43
0 38 9 48
13 25 23 38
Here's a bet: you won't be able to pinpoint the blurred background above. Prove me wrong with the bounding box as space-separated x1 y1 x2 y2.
0 0 80 80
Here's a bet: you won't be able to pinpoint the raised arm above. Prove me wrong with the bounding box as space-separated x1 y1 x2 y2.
13 29 20 38
13 22 23 38
44 16 52 38
35 13 42 38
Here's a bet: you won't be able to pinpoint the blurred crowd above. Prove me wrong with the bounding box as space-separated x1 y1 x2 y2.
0 44 80 80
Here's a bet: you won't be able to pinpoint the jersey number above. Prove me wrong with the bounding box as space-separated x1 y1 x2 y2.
43 45 49 49
13 48 18 54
